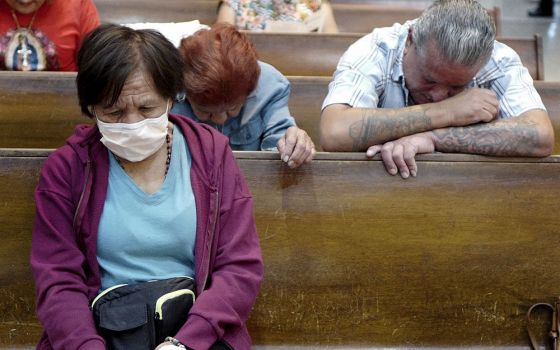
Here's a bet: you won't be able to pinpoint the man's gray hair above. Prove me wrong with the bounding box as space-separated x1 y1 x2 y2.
412 0 496 67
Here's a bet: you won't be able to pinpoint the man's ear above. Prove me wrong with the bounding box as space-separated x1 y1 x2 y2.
404 27 414 54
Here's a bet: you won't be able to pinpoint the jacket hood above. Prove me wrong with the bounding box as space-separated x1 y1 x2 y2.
65 122 101 164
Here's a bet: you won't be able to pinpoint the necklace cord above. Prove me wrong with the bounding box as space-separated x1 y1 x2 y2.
11 9 39 31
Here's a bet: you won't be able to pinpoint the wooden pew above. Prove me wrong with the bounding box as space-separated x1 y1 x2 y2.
0 149 559 348
93 0 218 26
1 72 557 152
92 0 502 36
332 4 502 36
289 78 560 154
247 32 544 80
0 72 86 149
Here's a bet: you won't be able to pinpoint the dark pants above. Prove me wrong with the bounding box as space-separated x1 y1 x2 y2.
539 0 554 12
529 0 554 16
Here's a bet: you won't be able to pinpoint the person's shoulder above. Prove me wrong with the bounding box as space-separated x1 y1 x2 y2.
46 0 89 10
475 40 524 82
45 144 77 169
491 40 523 66
43 0 97 19
371 21 410 47
171 113 229 150
39 144 83 193
171 114 235 178
44 124 96 169
346 21 409 58
252 61 290 98
171 99 197 120
257 61 289 85
66 0 97 7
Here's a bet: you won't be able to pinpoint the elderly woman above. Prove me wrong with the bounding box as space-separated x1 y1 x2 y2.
171 24 315 169
31 23 263 350
0 0 99 71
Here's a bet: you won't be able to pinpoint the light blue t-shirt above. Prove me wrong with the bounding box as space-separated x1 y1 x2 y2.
97 127 196 291
172 61 296 151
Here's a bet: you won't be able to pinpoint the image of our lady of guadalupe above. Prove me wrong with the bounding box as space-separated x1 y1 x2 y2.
0 28 58 71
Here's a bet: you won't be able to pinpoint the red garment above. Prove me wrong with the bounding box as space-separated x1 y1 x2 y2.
0 0 99 71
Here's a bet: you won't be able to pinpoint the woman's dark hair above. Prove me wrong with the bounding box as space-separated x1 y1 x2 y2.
76 23 184 118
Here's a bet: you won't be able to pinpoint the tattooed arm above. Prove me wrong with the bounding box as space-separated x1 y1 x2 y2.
367 109 554 179
321 103 436 151
320 88 499 151
431 109 553 156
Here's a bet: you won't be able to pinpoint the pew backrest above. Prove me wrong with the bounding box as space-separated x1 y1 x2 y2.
0 149 559 347
2 72 556 152
0 71 87 149
93 0 218 25
247 32 544 79
290 78 558 153
92 1 502 37
332 4 502 36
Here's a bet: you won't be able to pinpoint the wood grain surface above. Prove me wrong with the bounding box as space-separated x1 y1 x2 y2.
0 152 558 347
0 73 556 152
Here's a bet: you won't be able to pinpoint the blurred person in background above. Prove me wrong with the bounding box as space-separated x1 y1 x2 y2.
0 0 99 71
528 0 554 17
217 0 338 33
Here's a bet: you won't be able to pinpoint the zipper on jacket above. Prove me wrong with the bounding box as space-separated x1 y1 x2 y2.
200 189 219 292
72 159 92 234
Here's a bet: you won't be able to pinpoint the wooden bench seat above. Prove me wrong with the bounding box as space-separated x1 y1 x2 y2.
0 73 557 152
0 150 558 347
246 33 544 79
93 0 218 26
91 1 501 36
332 4 502 35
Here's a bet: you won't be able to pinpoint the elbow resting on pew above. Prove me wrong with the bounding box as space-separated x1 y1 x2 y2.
320 104 357 152
510 109 556 158
533 111 555 157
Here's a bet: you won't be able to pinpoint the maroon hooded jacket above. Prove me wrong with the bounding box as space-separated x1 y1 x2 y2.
31 114 264 350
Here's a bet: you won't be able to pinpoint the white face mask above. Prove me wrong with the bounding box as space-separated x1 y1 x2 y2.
96 103 169 162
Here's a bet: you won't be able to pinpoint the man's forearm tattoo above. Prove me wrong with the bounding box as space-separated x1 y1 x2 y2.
348 107 432 151
432 118 540 156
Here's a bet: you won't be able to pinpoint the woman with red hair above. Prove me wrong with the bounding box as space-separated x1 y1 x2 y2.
172 23 315 169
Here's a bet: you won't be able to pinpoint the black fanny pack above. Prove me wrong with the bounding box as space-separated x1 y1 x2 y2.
91 277 196 350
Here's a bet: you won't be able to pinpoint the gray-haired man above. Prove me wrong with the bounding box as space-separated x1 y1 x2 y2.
320 0 554 178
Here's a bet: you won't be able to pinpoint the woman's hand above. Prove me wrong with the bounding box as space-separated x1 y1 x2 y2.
277 126 316 168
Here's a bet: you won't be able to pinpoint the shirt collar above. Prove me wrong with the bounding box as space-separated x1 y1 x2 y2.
391 20 414 85
394 23 411 105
